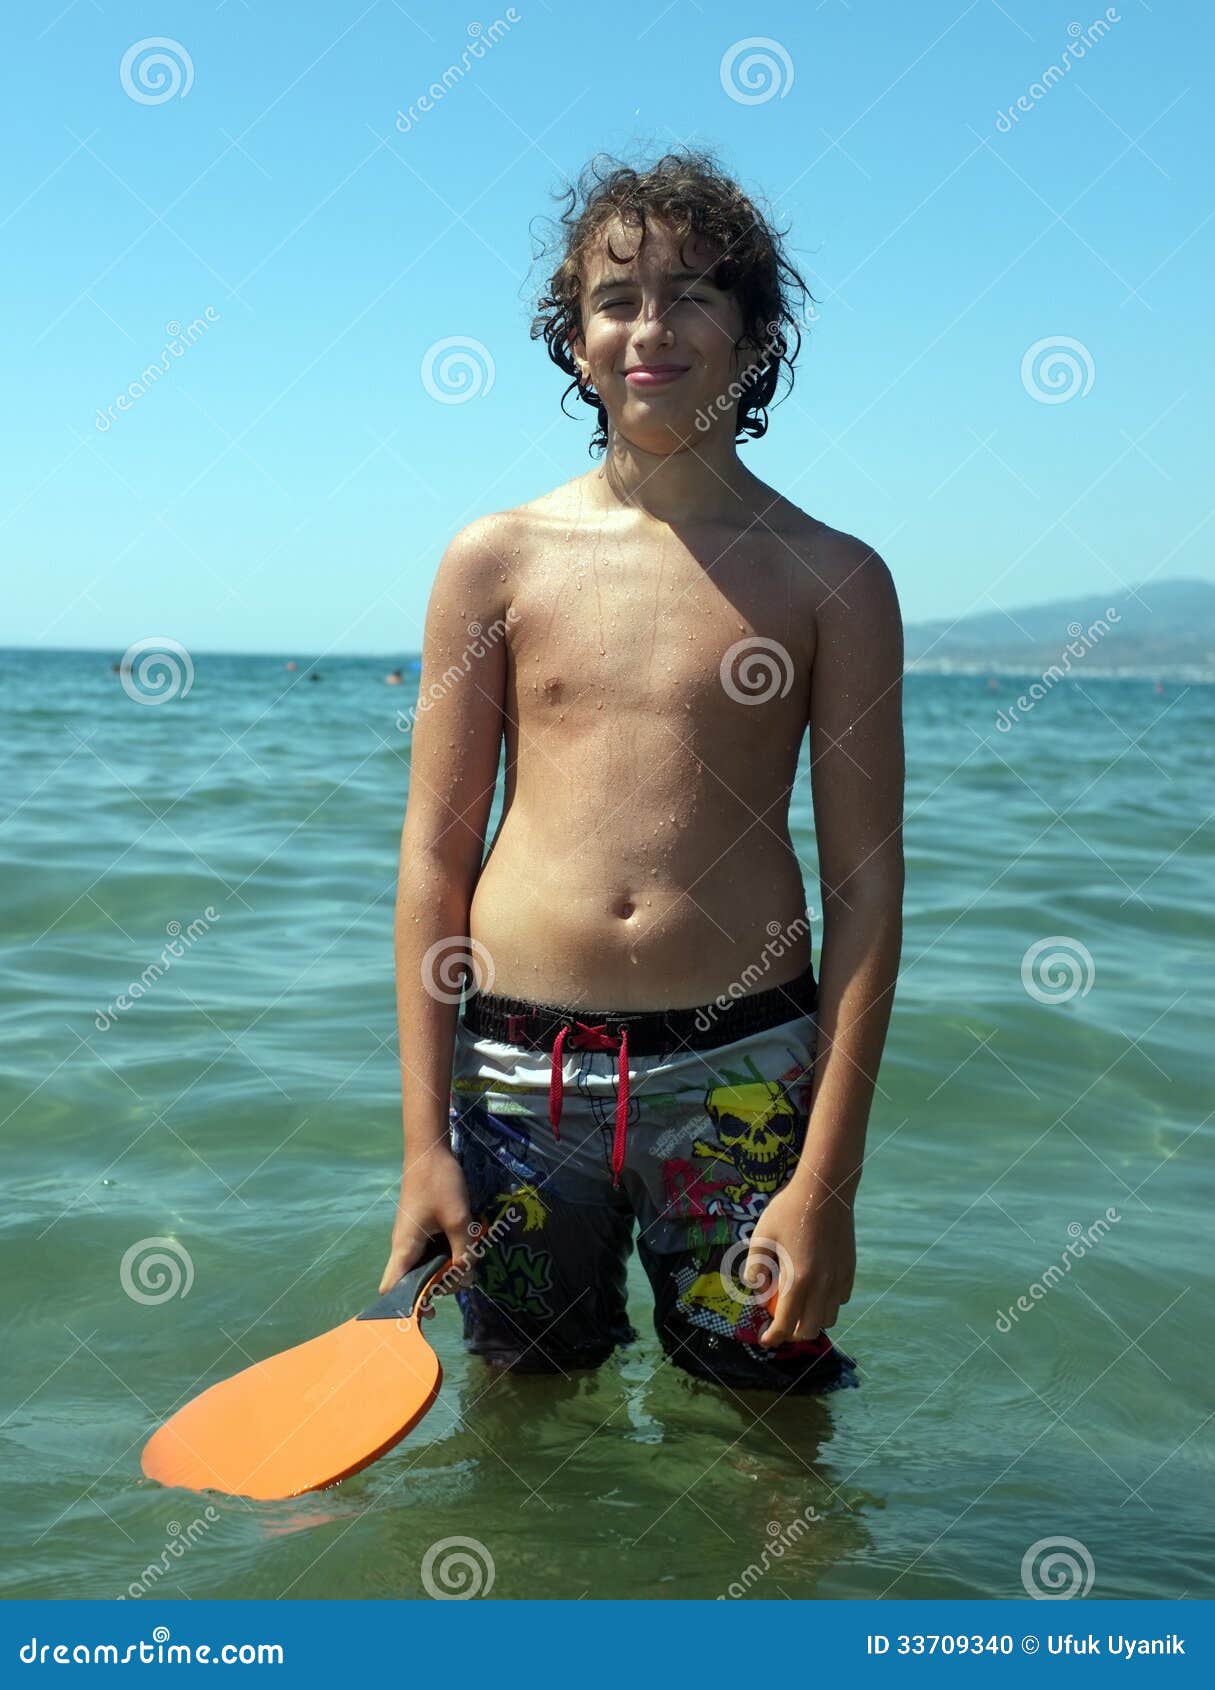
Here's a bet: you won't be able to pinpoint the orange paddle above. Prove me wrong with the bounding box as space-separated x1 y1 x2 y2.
141 1238 453 1500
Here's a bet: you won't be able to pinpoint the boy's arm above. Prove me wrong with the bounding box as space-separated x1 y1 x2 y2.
378 518 511 1293
750 539 905 1344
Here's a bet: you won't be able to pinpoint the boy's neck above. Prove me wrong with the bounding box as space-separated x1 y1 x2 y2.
589 425 768 527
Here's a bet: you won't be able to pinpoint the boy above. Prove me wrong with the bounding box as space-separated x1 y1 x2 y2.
379 150 904 1395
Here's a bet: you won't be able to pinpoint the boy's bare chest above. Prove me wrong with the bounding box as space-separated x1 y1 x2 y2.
505 537 815 724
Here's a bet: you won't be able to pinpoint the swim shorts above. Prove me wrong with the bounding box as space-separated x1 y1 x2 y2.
446 962 859 1395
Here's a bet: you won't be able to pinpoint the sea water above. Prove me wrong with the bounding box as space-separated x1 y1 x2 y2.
1 650 1210 1601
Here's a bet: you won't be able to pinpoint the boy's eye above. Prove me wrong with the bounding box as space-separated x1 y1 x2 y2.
598 292 710 311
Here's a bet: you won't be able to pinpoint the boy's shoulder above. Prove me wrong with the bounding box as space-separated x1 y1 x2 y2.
437 488 569 567
433 483 599 604
428 506 532 606
480 478 890 563
759 496 894 609
437 488 893 617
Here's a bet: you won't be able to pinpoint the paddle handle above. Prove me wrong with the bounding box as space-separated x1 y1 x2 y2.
357 1236 452 1322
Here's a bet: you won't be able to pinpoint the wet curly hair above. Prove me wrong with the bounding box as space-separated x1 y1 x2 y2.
529 147 815 456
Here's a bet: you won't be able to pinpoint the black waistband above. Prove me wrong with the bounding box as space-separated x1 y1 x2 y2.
460 960 818 1057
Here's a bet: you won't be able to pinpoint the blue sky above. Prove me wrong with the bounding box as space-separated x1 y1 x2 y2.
4 0 1211 653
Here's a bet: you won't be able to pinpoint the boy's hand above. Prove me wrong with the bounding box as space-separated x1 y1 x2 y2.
744 1180 856 1347
379 1148 478 1295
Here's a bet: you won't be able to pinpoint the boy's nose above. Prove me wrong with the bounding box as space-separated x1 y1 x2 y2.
635 308 674 339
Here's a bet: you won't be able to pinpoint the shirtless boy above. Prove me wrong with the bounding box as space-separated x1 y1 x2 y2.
379 150 904 1395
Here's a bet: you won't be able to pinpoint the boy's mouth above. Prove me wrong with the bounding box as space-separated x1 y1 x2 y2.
622 364 690 389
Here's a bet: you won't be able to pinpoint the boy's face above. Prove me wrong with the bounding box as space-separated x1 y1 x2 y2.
571 215 750 455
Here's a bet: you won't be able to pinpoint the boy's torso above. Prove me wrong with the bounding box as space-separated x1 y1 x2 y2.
469 474 845 1012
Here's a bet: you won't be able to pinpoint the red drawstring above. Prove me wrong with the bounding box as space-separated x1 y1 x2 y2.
612 1025 629 1188
547 1020 631 1187
548 1023 568 1140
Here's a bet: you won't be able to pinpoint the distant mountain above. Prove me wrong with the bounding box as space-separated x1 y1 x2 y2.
904 578 1215 679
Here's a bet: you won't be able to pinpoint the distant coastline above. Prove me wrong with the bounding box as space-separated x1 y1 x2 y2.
903 576 1215 683
904 659 1213 683
3 576 1212 678
1 649 1206 683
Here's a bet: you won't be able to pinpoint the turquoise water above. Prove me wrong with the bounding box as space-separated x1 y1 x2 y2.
2 649 1211 1601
